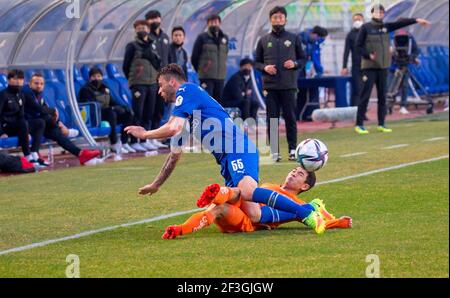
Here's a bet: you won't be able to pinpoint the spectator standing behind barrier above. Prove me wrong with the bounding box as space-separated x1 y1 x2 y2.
342 13 365 107
388 29 420 115
191 14 229 104
354 4 430 135
123 20 161 152
297 25 328 121
168 26 189 118
222 58 260 121
79 68 134 155
145 10 170 149
23 74 101 166
0 69 45 167
169 26 189 78
254 6 306 162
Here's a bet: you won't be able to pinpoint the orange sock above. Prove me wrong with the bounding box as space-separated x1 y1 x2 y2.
325 217 352 229
180 211 215 235
212 187 235 205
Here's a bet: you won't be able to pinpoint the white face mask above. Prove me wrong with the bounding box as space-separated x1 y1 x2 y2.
353 20 363 29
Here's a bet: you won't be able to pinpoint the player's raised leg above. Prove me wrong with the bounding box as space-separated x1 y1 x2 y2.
162 206 217 239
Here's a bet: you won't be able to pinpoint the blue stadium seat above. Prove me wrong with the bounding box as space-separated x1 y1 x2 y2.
24 69 37 82
429 46 449 91
0 136 19 149
43 69 74 127
54 69 86 98
80 65 90 82
0 73 6 91
106 63 132 107
73 67 86 97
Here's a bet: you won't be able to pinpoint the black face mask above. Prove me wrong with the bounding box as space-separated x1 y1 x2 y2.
150 22 160 32
209 26 220 35
91 80 102 89
7 85 22 93
272 24 285 34
241 69 251 76
136 31 148 40
372 17 383 22
174 42 184 48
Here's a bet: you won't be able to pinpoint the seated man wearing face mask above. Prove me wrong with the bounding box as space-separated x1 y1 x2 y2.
78 68 134 154
222 58 260 121
23 73 101 166
0 69 45 167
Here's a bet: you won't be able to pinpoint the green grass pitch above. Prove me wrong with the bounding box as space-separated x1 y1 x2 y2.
0 114 448 277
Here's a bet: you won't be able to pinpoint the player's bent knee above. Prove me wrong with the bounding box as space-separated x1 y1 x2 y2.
240 201 261 223
238 176 258 201
210 204 229 221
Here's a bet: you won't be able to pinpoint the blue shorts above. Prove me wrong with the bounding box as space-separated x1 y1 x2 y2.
220 152 259 187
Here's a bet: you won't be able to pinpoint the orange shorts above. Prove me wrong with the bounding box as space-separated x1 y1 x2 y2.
215 204 256 233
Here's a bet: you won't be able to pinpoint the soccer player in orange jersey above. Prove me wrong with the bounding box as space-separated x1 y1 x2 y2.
162 167 352 239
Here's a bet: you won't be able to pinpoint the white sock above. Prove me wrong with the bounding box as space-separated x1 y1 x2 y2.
31 152 39 161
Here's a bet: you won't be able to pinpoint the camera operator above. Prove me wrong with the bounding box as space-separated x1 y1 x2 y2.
354 4 430 134
389 29 420 115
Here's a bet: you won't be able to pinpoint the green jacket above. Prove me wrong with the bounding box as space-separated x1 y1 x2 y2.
191 30 229 80
123 38 161 86
357 18 418 69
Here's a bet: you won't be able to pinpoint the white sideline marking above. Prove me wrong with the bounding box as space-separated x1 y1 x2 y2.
316 155 447 185
424 137 447 142
0 155 448 257
340 152 367 158
93 167 149 171
383 144 410 150
0 209 201 257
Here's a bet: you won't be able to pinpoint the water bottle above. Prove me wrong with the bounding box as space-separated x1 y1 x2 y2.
305 61 313 78
346 81 352 106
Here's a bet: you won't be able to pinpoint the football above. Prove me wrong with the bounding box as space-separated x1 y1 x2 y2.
295 139 329 172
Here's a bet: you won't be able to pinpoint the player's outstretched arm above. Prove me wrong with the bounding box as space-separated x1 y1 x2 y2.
125 116 185 140
139 150 183 196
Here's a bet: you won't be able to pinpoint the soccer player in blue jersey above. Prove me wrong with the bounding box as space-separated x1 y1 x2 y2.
125 64 326 234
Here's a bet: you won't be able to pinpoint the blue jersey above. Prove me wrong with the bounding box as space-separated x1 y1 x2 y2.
300 29 325 76
172 83 259 186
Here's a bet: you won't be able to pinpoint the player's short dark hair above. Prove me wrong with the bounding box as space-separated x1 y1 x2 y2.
371 4 385 13
240 58 254 67
89 67 103 78
312 26 328 37
172 26 185 35
305 171 316 191
157 64 187 82
207 14 221 23
30 73 44 81
134 20 149 29
145 10 161 20
270 6 287 18
7 69 24 80
353 13 364 18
